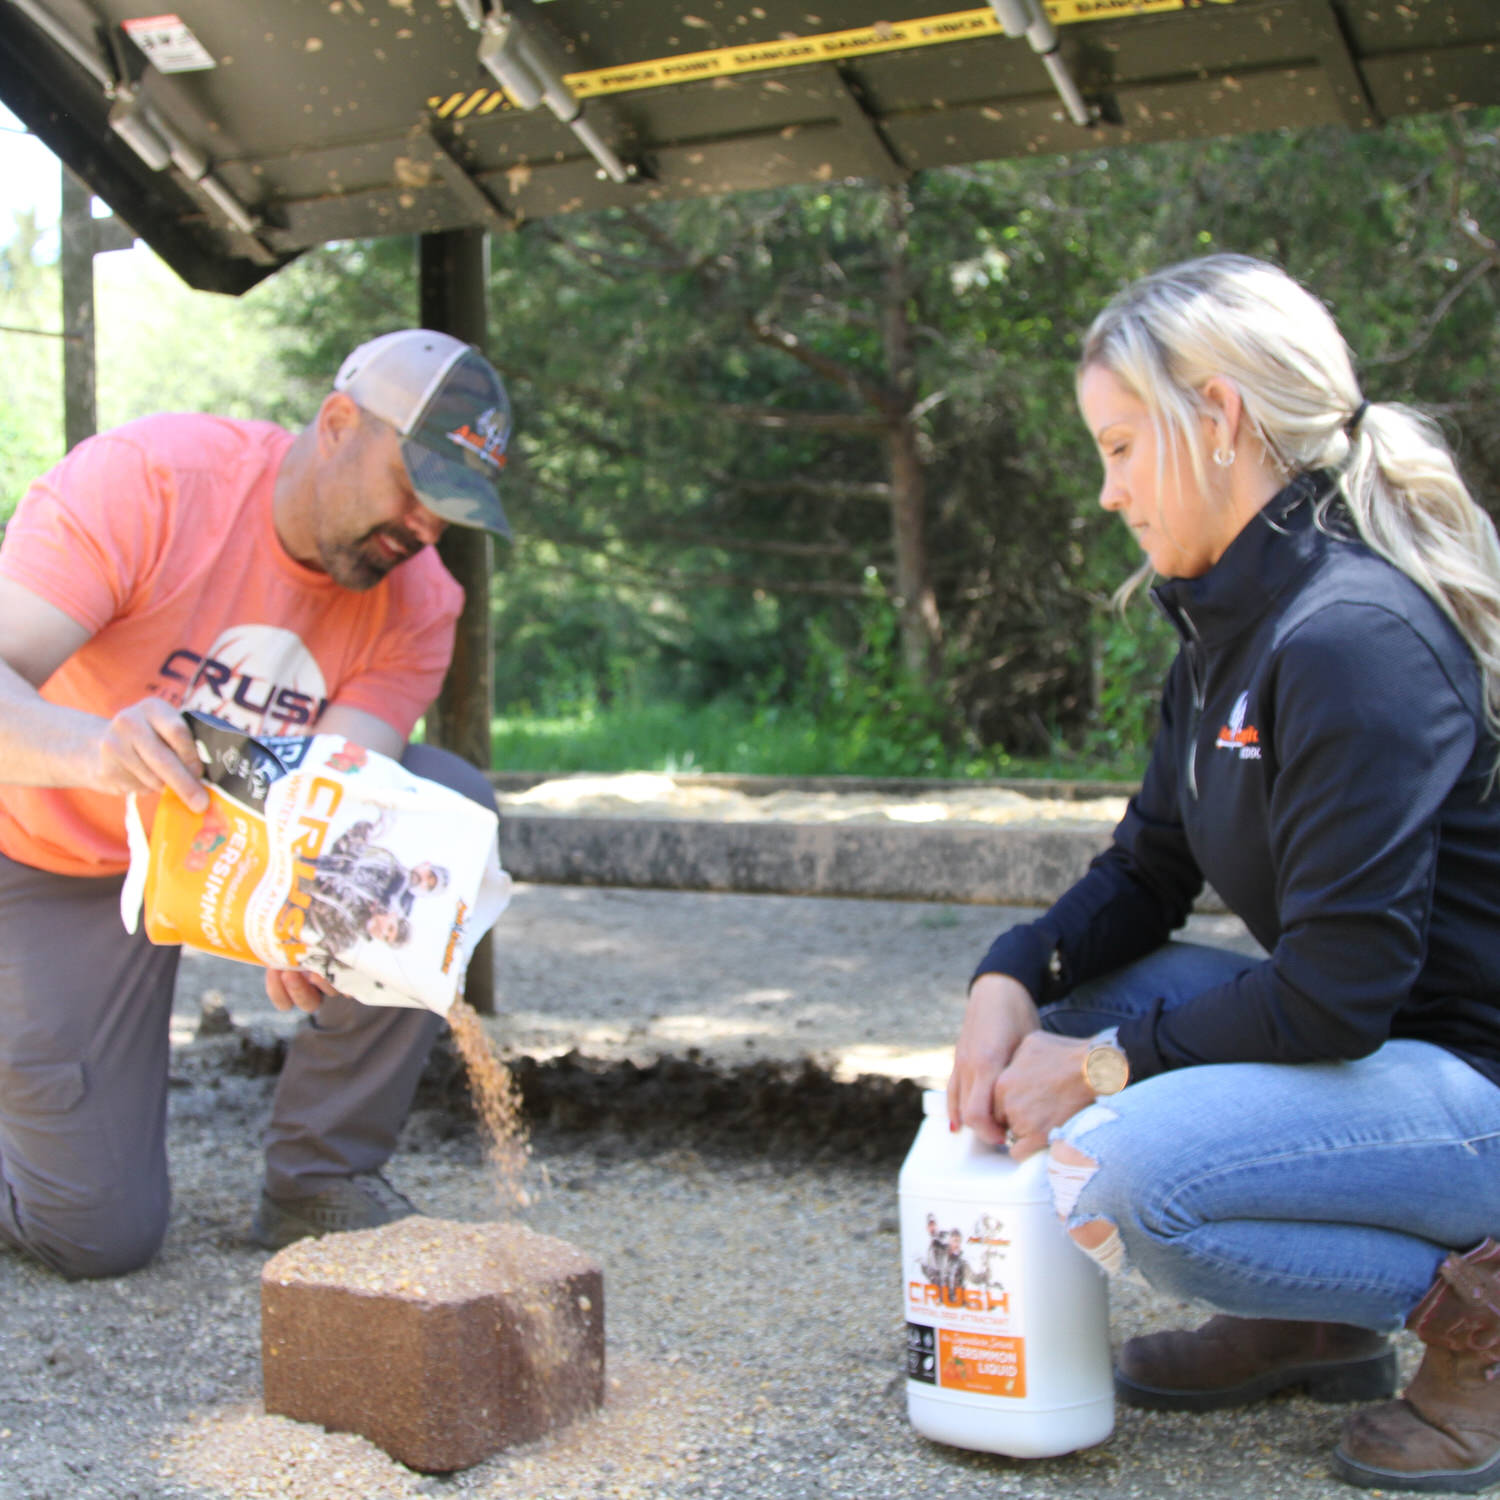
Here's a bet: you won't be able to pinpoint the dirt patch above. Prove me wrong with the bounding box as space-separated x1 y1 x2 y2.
436 1036 926 1164
217 1023 926 1165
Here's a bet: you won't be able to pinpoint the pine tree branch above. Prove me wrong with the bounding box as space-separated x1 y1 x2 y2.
709 474 892 504
523 555 868 598
745 313 897 415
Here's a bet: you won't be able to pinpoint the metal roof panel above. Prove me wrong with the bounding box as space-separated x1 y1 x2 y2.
2 0 1496 292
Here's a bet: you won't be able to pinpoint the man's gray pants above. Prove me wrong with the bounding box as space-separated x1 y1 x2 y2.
0 743 496 1279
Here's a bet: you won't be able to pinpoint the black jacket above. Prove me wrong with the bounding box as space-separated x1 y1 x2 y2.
974 474 1500 1089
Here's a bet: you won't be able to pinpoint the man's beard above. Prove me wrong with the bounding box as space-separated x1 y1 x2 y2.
322 522 424 590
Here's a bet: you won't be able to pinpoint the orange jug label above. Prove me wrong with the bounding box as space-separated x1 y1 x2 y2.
939 1330 1026 1398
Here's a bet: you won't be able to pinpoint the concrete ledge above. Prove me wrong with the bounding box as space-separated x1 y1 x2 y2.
498 814 1114 907
489 769 1138 801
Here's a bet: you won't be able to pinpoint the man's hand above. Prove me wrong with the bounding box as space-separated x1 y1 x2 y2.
265 968 340 1014
97 697 209 811
0 581 210 800
947 972 1042 1145
992 1030 1095 1159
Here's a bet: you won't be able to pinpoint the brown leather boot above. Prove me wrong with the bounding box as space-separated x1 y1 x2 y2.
1334 1239 1500 1493
1116 1314 1397 1412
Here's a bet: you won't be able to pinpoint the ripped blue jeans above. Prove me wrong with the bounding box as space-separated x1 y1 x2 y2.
1039 942 1500 1332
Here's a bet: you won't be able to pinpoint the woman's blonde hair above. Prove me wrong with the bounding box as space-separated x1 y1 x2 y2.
1080 251 1500 765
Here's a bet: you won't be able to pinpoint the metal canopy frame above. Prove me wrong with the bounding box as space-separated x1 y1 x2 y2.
1 0 1497 294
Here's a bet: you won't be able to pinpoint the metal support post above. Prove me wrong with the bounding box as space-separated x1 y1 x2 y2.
60 166 95 451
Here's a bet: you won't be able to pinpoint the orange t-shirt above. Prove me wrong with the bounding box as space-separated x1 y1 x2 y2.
0 413 463 876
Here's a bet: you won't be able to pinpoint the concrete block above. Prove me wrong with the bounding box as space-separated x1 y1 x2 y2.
497 812 1227 912
261 1216 604 1472
498 814 1117 906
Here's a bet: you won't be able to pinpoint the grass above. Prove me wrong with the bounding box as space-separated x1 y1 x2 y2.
492 699 852 777
489 697 1146 782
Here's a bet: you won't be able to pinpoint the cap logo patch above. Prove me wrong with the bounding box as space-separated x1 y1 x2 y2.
445 406 509 471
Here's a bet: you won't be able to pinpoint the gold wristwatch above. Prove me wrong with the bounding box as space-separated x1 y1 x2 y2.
1082 1027 1130 1096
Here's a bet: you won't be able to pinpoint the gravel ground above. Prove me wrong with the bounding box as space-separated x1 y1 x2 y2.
0 883 1416 1500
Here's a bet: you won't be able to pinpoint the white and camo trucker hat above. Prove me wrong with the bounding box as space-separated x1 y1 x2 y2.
334 328 513 537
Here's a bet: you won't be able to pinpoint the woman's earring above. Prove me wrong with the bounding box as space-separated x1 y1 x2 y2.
1213 446 1236 468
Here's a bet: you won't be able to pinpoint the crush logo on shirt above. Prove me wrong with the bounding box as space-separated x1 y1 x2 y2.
1214 690 1262 761
155 624 329 735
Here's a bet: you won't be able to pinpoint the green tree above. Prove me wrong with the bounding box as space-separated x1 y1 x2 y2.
0 212 63 524
237 109 1500 768
95 248 291 429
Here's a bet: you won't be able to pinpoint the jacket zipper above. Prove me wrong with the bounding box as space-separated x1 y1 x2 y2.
1154 594 1205 802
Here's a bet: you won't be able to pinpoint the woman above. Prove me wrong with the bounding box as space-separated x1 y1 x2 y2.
949 253 1500 1493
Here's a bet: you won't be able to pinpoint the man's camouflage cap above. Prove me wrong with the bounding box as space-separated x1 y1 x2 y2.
334 329 513 537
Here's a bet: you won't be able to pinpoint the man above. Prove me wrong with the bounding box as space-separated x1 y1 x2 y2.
920 1213 951 1286
0 329 511 1276
307 892 412 968
940 1228 968 1297
295 816 441 966
307 812 448 933
300 815 449 969
304 906 414 996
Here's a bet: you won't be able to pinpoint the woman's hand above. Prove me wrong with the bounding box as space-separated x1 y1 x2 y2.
992 1030 1096 1159
947 973 1041 1145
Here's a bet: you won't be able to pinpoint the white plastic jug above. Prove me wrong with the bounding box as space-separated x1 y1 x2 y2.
899 1089 1114 1458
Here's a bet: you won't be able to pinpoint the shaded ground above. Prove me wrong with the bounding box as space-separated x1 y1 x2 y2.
2 883 1400 1500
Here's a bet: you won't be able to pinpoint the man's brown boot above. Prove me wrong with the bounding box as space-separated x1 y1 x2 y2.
1116 1314 1397 1412
1334 1239 1500 1493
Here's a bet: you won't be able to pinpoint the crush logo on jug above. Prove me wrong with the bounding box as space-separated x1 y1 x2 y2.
906 1209 1012 1317
154 624 329 734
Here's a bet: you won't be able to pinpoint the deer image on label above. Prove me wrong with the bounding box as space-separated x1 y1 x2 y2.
899 1090 1113 1457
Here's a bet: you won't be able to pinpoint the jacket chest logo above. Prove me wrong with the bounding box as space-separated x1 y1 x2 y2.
1214 690 1262 761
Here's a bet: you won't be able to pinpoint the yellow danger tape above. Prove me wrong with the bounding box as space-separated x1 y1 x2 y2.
429 1 1235 117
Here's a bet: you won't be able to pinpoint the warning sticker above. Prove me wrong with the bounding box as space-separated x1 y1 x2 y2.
123 14 217 72
939 1329 1027 1398
429 1 1239 116
565 2 1233 99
